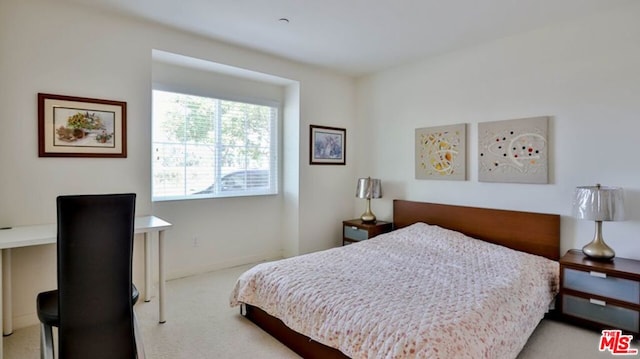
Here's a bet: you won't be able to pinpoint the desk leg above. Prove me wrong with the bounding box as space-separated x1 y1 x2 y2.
0 250 4 358
2 248 11 336
158 230 166 324
144 232 151 302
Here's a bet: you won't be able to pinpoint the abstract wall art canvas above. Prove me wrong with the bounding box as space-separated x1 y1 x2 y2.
478 116 549 184
415 123 466 180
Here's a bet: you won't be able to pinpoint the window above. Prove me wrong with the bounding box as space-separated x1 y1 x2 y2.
152 90 278 200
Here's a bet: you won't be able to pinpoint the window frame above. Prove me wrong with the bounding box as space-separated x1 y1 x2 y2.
151 87 280 202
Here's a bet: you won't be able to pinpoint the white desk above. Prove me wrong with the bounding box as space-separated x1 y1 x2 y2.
0 215 172 358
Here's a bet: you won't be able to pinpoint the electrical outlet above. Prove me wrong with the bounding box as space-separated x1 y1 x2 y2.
192 237 199 247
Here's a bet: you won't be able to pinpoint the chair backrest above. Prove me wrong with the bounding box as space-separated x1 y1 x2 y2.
57 193 137 359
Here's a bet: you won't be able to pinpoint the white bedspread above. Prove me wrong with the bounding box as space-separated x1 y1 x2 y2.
230 223 559 359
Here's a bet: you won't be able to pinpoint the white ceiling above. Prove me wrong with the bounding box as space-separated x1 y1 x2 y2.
70 0 629 76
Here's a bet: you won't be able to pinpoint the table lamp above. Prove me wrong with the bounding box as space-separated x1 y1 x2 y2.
356 177 382 223
572 183 624 260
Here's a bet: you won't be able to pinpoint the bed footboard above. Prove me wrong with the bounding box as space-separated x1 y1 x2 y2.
243 304 349 359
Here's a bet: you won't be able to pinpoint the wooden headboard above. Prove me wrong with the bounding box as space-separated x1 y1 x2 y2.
393 200 560 260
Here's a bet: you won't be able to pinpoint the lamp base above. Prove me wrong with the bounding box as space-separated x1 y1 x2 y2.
360 198 376 223
582 241 615 261
582 221 615 261
360 213 376 223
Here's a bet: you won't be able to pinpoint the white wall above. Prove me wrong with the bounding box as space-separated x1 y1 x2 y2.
356 2 640 260
0 0 356 328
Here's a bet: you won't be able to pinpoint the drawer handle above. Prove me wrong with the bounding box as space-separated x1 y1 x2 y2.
589 271 607 279
590 298 607 306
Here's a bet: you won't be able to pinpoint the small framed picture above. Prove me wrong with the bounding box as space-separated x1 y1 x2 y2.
38 93 127 157
310 125 346 165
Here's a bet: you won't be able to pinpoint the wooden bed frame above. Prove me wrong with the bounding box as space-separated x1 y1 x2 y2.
242 200 561 358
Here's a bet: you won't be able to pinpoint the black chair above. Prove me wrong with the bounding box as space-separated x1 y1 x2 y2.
36 193 145 359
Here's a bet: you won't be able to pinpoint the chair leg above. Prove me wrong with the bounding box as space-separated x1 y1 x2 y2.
40 322 54 359
133 311 146 359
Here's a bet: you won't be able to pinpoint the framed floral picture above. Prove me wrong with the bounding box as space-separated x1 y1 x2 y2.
38 93 127 157
309 125 346 165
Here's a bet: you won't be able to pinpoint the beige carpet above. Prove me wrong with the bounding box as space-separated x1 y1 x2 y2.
4 264 615 358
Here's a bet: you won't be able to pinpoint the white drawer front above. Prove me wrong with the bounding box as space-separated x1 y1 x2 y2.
563 294 639 332
564 268 640 304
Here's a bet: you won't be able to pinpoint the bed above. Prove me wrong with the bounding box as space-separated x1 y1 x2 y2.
230 200 560 358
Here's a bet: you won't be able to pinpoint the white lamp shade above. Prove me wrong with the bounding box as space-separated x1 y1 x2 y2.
573 185 624 221
356 178 382 199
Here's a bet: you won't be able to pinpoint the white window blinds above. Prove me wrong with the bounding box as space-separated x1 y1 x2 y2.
152 90 278 200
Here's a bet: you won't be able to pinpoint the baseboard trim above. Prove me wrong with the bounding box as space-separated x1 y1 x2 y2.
166 251 284 281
